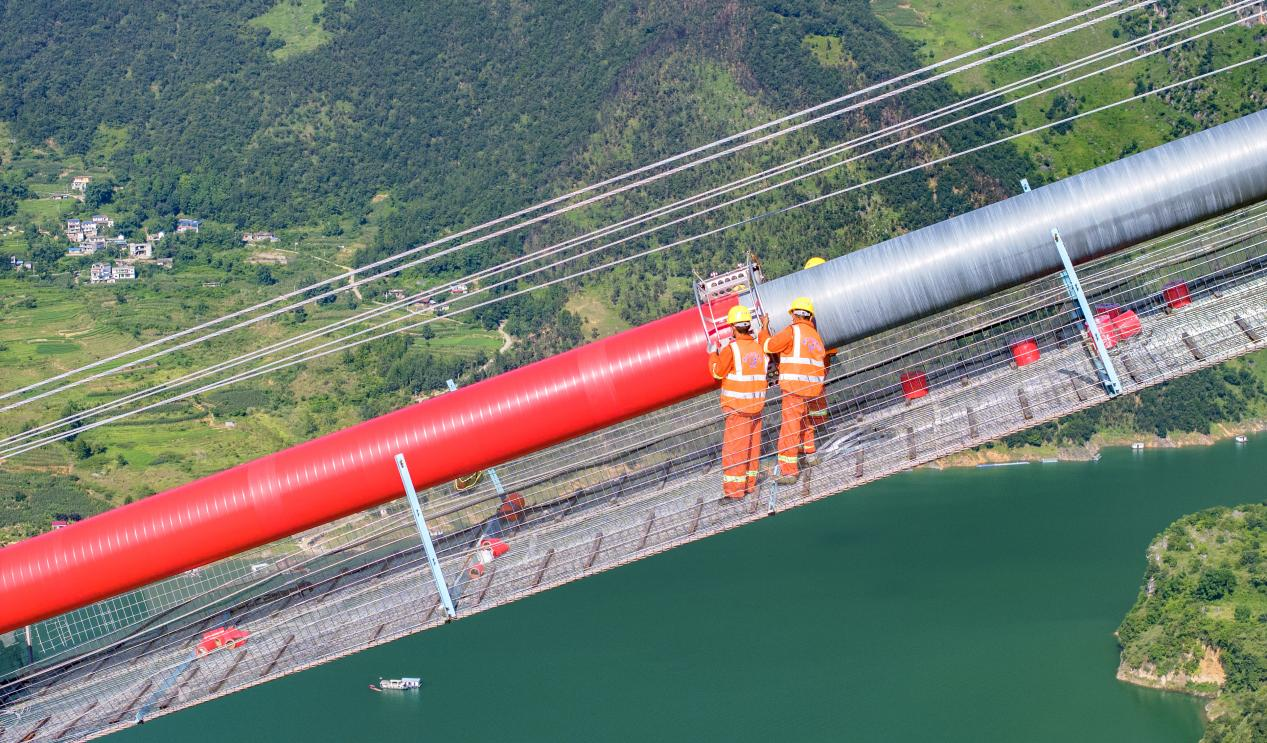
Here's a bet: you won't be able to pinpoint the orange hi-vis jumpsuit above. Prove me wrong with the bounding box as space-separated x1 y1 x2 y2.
805 346 839 450
765 318 827 477
709 329 770 499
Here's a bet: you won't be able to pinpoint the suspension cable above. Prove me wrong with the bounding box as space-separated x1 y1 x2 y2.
4 52 1258 460
2 4 1243 451
0 1 1149 407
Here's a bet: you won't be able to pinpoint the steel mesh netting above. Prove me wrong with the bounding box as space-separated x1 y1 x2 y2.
6 205 1267 741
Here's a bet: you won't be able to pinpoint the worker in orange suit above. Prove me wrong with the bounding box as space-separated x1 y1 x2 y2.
802 258 838 444
709 305 770 500
764 296 827 484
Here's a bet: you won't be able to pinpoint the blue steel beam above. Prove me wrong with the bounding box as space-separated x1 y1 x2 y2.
394 454 456 619
1053 228 1122 396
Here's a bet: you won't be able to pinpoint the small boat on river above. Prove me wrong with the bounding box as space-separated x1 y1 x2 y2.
369 677 421 692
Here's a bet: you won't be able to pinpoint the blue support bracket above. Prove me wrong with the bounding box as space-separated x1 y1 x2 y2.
1052 228 1122 397
395 453 456 619
446 379 505 495
134 652 196 723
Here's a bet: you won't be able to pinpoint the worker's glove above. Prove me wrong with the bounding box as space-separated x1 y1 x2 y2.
706 341 717 354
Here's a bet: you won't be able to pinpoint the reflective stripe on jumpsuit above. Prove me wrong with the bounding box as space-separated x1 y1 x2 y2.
710 331 769 499
765 320 826 477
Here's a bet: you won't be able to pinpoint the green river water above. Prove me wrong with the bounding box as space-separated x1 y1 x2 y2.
117 435 1267 742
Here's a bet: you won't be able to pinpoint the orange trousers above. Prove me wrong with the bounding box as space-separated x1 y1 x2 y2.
805 394 828 453
721 411 762 499
777 394 814 476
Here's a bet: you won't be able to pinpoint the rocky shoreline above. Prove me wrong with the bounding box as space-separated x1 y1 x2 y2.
1116 645 1226 700
928 419 1267 470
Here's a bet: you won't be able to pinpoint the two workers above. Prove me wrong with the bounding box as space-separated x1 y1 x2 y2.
708 257 834 498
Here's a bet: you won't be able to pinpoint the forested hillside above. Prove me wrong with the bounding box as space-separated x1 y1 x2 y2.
0 0 1264 539
1118 505 1267 743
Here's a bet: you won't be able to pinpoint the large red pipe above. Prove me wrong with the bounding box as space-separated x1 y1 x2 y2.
0 300 735 632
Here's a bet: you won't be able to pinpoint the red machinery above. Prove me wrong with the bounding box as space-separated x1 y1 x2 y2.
1163 280 1193 310
196 627 251 657
0 298 737 633
497 492 527 523
900 370 929 401
1089 307 1142 349
468 537 511 579
1010 338 1041 367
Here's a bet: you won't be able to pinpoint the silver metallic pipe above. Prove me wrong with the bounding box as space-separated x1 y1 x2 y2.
747 108 1267 346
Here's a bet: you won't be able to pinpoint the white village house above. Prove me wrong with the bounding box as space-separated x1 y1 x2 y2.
89 263 136 284
242 231 279 244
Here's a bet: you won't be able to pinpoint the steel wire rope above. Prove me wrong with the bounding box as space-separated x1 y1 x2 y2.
493 237 1267 551
5 50 1259 461
24 257 1267 718
12 197 1267 694
0 8 1167 429
20 0 1242 459
7 54 1264 698
421 205 1267 499
0 1 1150 408
2 14 1237 454
517 270 1267 558
0 2 1170 450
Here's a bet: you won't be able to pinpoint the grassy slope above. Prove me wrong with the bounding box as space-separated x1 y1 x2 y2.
0 188 500 532
875 0 1267 176
0 121 13 164
566 286 631 339
248 0 332 60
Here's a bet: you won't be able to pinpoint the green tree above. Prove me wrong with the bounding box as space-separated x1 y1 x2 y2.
1195 567 1237 601
84 179 115 208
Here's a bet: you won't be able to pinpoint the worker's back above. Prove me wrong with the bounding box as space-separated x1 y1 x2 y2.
716 335 769 414
768 318 826 397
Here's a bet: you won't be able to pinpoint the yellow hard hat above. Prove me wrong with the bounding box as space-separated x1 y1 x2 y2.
789 297 815 316
804 256 827 270
726 305 753 326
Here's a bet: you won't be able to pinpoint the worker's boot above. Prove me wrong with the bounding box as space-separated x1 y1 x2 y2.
774 471 798 486
803 454 822 467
